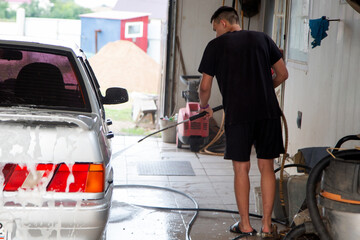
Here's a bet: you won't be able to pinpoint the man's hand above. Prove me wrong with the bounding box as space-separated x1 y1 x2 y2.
199 104 213 118
199 73 214 118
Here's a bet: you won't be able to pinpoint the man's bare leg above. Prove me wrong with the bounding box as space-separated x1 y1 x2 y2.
232 160 254 232
258 158 275 233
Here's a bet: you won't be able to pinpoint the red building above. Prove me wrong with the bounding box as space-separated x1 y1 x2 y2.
120 14 149 52
80 11 149 55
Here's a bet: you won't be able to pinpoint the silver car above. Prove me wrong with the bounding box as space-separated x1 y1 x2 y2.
0 37 128 239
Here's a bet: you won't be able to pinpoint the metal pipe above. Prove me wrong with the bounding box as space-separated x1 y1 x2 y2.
163 0 177 117
95 29 102 53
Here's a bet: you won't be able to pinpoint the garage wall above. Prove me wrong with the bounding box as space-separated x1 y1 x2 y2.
284 0 360 154
174 0 263 125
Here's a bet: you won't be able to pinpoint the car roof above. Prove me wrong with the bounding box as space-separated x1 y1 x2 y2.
0 36 83 57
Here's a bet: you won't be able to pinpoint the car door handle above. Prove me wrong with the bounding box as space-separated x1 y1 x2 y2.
106 131 114 139
106 119 113 126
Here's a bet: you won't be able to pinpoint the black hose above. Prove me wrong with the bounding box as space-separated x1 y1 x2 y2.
333 134 360 151
113 184 287 240
131 204 286 225
283 223 306 240
306 155 332 240
114 184 198 240
274 164 311 174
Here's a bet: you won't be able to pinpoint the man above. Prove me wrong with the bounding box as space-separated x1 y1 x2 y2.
198 6 288 237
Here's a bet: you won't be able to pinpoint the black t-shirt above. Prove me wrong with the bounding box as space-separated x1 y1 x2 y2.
198 30 282 125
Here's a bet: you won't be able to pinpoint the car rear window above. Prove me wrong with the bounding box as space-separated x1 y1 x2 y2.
0 47 88 111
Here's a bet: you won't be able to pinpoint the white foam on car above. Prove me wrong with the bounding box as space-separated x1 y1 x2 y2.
0 115 100 239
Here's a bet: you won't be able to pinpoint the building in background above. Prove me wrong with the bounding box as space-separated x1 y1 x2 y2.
80 11 149 57
113 0 167 21
113 0 168 64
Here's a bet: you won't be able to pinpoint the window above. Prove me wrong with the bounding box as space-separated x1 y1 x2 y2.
288 0 310 63
0 48 87 110
272 0 286 49
125 22 143 39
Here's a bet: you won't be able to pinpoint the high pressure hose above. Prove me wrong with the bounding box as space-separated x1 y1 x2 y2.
278 111 290 225
112 184 287 240
274 163 311 174
113 184 199 240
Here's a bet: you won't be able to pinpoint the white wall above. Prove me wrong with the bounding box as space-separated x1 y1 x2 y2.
284 0 360 154
147 19 164 64
0 10 81 46
25 18 81 46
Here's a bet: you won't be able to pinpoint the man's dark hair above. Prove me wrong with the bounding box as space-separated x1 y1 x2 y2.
210 6 239 24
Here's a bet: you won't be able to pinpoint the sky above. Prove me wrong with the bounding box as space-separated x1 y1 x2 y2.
74 0 118 8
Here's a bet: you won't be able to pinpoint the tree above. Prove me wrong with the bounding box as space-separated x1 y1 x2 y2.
21 0 91 19
0 0 16 20
47 0 91 19
20 0 47 18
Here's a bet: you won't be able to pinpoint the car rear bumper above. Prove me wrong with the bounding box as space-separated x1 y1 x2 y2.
0 184 113 240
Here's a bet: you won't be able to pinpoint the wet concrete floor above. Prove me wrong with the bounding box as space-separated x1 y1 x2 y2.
106 135 285 240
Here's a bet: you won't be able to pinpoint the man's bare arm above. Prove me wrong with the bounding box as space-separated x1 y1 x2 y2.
199 73 214 117
272 58 288 88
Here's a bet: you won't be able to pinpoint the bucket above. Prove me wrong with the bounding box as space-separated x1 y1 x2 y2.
159 119 176 143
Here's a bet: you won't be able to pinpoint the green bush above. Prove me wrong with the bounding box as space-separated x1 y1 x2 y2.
105 108 132 122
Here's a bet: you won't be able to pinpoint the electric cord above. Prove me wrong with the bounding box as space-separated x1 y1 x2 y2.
113 184 287 240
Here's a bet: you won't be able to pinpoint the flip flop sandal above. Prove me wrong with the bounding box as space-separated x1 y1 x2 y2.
230 222 257 239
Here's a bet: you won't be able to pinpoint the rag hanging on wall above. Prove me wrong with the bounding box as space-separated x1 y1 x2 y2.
309 16 340 48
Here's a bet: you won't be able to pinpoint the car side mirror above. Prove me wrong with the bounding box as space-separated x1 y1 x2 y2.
102 87 128 105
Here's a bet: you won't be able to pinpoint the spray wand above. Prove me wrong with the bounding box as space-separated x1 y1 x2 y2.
138 105 223 143
112 105 223 158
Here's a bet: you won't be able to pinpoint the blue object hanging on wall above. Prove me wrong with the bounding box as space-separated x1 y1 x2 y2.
309 16 329 48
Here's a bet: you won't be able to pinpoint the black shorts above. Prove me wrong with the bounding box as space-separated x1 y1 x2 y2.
224 118 285 162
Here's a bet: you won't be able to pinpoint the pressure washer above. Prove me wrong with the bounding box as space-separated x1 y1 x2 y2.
175 75 212 152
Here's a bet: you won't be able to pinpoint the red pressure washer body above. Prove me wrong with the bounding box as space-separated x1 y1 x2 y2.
176 103 209 152
176 75 209 152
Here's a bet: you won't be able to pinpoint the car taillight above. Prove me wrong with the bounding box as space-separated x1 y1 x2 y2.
47 163 104 193
2 163 104 193
3 164 54 191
